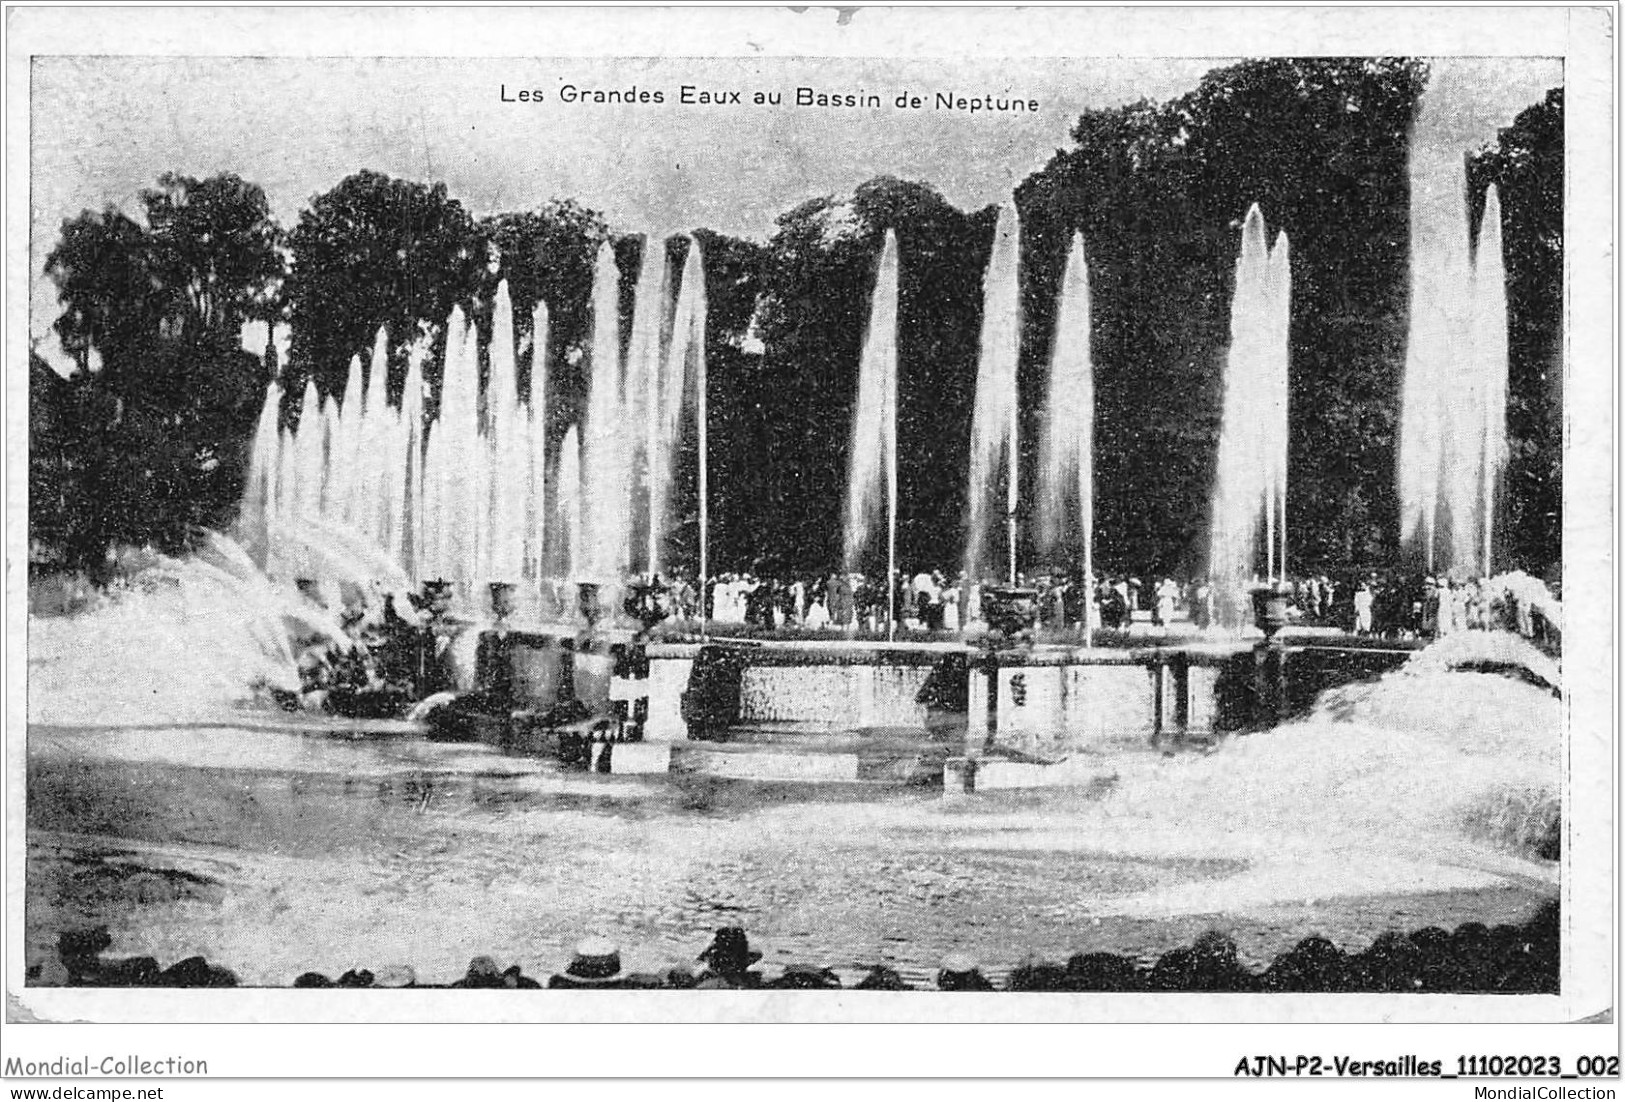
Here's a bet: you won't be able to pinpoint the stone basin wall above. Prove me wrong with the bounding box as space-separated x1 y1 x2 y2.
641 644 1221 749
737 665 934 727
519 639 1410 748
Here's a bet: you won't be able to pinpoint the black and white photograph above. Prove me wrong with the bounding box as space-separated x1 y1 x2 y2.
4 3 1615 1085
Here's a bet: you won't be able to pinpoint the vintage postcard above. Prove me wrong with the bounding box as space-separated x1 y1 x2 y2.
4 2 1615 1084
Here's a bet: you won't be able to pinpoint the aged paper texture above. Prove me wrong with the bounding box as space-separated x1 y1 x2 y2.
3 2 1614 1079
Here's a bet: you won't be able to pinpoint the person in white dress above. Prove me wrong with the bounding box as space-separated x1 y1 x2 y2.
1353 583 1375 635
1155 577 1180 630
804 595 830 629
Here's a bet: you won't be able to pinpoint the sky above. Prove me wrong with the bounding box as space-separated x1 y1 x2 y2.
28 54 1561 367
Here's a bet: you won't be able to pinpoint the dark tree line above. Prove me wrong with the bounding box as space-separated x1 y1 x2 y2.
1468 88 1564 577
1017 58 1429 578
32 60 1563 583
35 175 278 569
742 178 994 576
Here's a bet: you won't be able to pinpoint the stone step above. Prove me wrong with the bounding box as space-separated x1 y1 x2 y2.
671 746 860 782
943 755 1114 792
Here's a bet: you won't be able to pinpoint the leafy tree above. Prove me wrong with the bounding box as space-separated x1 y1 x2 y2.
29 333 264 572
29 350 78 559
141 172 284 340
34 68 1563 591
749 176 988 576
692 228 767 344
678 228 770 574
44 209 160 375
283 170 486 404
37 174 284 569
479 199 610 429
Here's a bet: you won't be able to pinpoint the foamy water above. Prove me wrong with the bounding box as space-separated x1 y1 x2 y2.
27 536 353 727
25 555 1559 985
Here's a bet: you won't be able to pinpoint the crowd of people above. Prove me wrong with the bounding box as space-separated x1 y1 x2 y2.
46 907 1559 993
616 566 1558 644
279 563 1558 712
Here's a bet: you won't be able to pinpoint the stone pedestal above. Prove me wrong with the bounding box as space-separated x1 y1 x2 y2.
1252 641 1290 727
1188 665 1220 733
608 743 672 775
1153 657 1193 743
943 757 977 794
643 657 692 741
965 655 998 748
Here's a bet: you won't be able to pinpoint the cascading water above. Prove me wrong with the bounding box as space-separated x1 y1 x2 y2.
1036 231 1094 586
1207 205 1291 626
964 202 1023 586
843 230 900 579
28 532 354 726
1400 92 1511 580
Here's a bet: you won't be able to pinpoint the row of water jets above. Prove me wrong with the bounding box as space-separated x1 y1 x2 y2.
1401 147 1510 579
237 149 1508 630
239 237 707 618
845 208 1099 609
844 143 1506 627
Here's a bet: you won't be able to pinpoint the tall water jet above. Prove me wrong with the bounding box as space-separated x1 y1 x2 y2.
843 231 900 599
1208 205 1290 624
356 329 391 544
333 354 364 526
1037 231 1094 599
553 423 583 586
1400 102 1511 578
236 230 707 625
624 236 669 575
652 237 706 579
1473 187 1509 577
527 302 550 585
1265 232 1291 581
433 308 481 600
274 425 296 574
424 317 452 591
582 242 627 587
380 401 405 572
237 380 283 566
964 202 1023 586
486 280 527 586
418 336 449 586
1400 126 1463 573
318 396 341 518
396 341 426 579
293 380 324 524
